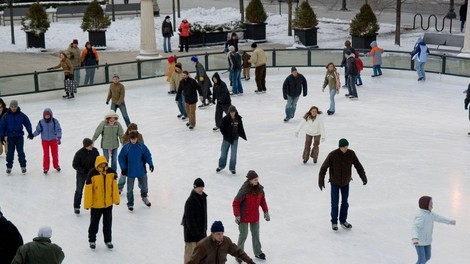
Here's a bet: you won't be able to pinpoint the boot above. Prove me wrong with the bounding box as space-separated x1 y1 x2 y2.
62 92 69 98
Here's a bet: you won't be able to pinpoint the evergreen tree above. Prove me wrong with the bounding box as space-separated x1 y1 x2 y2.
292 1 318 28
349 3 379 37
21 3 50 36
81 0 111 31
246 0 267 23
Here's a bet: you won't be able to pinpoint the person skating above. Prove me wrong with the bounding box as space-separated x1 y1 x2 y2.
30 108 62 174
92 111 124 170
0 206 24 264
47 51 75 99
322 62 341 115
225 32 239 52
354 51 364 86
318 138 367 231
228 46 243 95
0 98 8 155
250 43 267 93
211 72 231 131
282 67 308 122
118 131 154 211
295 106 325 164
412 37 430 81
118 123 145 193
72 138 99 215
0 100 32 174
232 170 269 261
345 51 359 99
162 16 174 53
165 56 176 93
175 71 203 130
240 49 251 81
66 39 81 85
191 56 213 107
84 156 120 249
81 41 99 85
411 196 456 264
170 63 188 120
340 40 355 88
182 178 207 264
368 41 384 77
106 74 131 127
464 83 470 135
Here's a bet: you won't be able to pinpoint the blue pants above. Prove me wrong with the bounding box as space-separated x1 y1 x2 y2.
373 65 382 76
416 62 426 80
111 103 131 127
415 245 431 264
356 74 362 85
163 37 172 52
231 70 243 94
218 139 238 171
74 68 81 86
347 75 358 97
6 136 26 168
84 67 96 85
328 88 336 113
177 95 187 117
285 95 300 119
330 183 349 224
126 175 148 207
103 148 117 170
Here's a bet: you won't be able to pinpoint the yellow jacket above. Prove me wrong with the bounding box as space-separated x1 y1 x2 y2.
165 62 176 82
84 156 120 209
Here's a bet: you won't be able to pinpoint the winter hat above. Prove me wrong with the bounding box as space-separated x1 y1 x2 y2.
175 62 182 69
246 170 258 180
9 100 18 107
251 43 257 48
83 138 93 147
38 226 52 238
370 41 377 47
113 73 120 79
419 196 432 210
228 105 237 113
104 110 119 120
211 221 224 233
229 45 235 52
338 138 349 148
291 66 297 72
43 109 51 116
193 178 205 188
168 56 175 63
190 56 198 62
72 39 78 44
165 15 170 19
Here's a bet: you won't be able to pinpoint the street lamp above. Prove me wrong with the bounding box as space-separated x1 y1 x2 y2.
446 0 457 19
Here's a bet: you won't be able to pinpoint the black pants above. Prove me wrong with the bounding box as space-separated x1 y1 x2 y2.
88 206 113 243
215 103 230 128
73 173 87 208
180 36 189 52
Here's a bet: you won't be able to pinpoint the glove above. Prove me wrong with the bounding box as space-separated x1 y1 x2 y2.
57 137 61 145
235 216 241 225
319 183 325 191
0 137 5 145
295 132 299 138
363 179 367 185
264 212 270 221
121 169 127 176
27 133 34 140
106 101 109 105
199 76 204 82
47 67 53 70
321 138 325 142
450 220 456 225
149 165 154 173
412 238 418 245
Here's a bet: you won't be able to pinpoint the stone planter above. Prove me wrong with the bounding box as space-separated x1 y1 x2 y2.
294 27 318 48
244 22 267 42
88 30 107 50
203 31 227 46
26 31 46 50
351 34 377 50
187 33 204 48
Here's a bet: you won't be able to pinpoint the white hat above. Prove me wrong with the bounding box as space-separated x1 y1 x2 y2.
104 110 119 120
38 226 52 238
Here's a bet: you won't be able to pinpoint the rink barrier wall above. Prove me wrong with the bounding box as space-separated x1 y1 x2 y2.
0 48 469 96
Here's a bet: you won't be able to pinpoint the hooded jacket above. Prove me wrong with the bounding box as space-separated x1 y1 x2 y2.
195 62 212 90
179 20 190 37
84 156 120 209
118 141 153 178
0 214 23 264
11 237 64 264
212 73 231 105
368 41 384 65
0 107 32 138
411 209 454 246
345 53 358 76
188 235 254 264
32 108 62 141
182 190 208 243
318 148 367 187
92 112 124 150
220 106 247 144
412 37 430 63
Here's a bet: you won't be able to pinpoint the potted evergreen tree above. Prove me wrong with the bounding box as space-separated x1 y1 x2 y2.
244 0 268 42
21 3 50 50
81 0 111 50
349 3 379 50
292 0 318 48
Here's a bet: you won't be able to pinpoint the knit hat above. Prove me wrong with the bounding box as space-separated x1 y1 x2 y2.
193 178 205 188
165 15 170 19
419 196 432 210
175 62 182 69
211 221 224 233
229 45 235 52
43 109 51 116
246 170 258 180
113 73 119 79
291 66 297 72
72 39 78 44
105 110 119 120
338 138 349 148
168 56 175 63
9 100 18 107
228 105 237 113
251 43 257 48
38 226 52 238
83 138 93 147
190 56 198 62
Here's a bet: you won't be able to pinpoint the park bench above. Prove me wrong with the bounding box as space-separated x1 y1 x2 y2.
105 3 141 17
55 5 87 21
0 7 28 26
423 32 464 53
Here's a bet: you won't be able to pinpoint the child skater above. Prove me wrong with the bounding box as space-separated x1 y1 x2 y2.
355 51 363 86
294 106 325 164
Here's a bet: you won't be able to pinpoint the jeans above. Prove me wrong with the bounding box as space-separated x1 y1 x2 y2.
231 69 243 94
6 136 26 168
177 95 187 117
74 68 81 86
416 61 426 80
356 74 363 85
126 175 148 207
347 75 358 97
328 88 336 113
343 66 349 86
461 20 465 32
285 95 300 119
118 174 126 191
111 103 131 127
88 206 113 243
415 245 431 264
163 37 172 52
74 172 87 208
103 148 117 170
84 67 96 85
237 222 262 256
373 65 382 76
330 183 349 224
218 139 238 171
41 139 59 171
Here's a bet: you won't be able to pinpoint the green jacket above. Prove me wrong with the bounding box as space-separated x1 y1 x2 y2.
92 120 124 150
11 237 64 264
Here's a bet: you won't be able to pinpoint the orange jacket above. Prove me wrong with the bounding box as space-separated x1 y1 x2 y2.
179 21 190 37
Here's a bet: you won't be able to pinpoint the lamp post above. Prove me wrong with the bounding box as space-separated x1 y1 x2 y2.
446 0 457 19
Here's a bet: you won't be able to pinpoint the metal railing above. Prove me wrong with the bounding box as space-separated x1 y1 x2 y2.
1 48 469 96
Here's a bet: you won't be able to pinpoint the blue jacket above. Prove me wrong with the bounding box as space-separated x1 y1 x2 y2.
0 107 32 138
118 141 153 178
411 209 453 245
412 42 429 63
32 108 62 141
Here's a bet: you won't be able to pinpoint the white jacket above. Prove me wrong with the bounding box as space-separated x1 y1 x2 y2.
295 115 325 138
411 209 454 246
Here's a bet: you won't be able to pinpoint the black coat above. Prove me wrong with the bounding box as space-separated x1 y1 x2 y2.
225 38 239 52
72 147 100 176
341 47 356 67
229 52 242 71
182 190 208 243
212 73 231 105
220 113 247 144
0 215 23 264
282 73 308 99
162 20 174 37
176 77 202 104
460 3 468 22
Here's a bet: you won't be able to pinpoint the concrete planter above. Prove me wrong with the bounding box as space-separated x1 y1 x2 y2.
88 30 107 50
294 27 318 48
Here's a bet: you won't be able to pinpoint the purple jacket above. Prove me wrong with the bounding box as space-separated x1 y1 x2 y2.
32 108 62 141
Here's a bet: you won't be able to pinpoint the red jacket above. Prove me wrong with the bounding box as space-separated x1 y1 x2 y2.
232 184 268 223
356 58 363 73
179 21 190 37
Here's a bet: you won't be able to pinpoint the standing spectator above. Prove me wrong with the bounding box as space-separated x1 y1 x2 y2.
72 138 99 215
318 138 367 231
0 99 8 156
216 105 247 175
322 62 341 115
162 16 174 53
92 111 124 170
191 56 212 107
232 170 269 261
165 56 176 93
47 51 75 99
188 221 256 264
460 0 468 32
340 40 356 88
0 100 32 174
295 106 325 164
368 41 384 77
465 84 470 135
176 71 203 130
106 74 131 127
84 156 120 249
179 19 190 52
225 32 239 52
66 39 81 85
11 226 64 264
182 178 207 264
240 49 251 81
250 43 267 93
170 63 187 120
118 131 154 211
0 206 23 264
282 67 308 122
118 123 145 193
354 51 363 86
411 196 456 264
81 41 99 85
412 37 430 81
30 108 62 174
345 51 359 99
228 46 243 95
212 72 231 131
